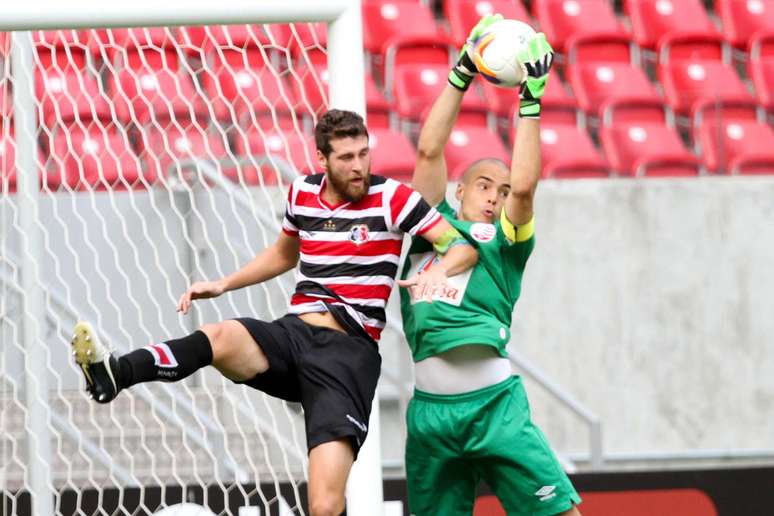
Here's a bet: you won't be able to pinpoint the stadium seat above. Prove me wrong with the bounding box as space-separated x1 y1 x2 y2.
445 0 532 47
200 63 297 129
367 128 417 181
715 0 774 50
292 64 390 128
443 125 510 179
659 60 756 119
392 63 489 127
600 122 701 176
695 119 774 174
532 123 609 178
496 77 579 126
178 25 271 61
532 0 629 56
90 27 180 69
235 128 317 177
567 62 664 123
626 0 721 60
33 30 93 70
265 23 328 65
362 2 442 56
137 125 232 183
49 126 152 190
363 0 451 84
109 67 208 125
35 68 111 127
749 31 774 113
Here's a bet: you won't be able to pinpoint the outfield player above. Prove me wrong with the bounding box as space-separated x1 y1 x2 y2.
398 15 582 515
71 109 477 516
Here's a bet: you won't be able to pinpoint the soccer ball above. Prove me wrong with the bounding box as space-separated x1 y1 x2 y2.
470 19 537 88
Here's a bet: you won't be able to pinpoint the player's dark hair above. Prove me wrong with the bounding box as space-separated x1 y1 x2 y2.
315 109 369 157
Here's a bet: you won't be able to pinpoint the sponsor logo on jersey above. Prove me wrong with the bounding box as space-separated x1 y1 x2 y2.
535 485 557 502
470 222 496 243
348 224 370 244
406 252 473 306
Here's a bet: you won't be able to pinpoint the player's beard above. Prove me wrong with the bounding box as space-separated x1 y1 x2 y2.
326 166 371 203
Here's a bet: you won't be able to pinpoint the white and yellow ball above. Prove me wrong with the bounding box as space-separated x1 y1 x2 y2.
470 19 537 88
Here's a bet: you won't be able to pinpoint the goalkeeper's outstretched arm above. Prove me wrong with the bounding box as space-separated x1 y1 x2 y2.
413 13 503 206
177 232 299 314
504 33 554 226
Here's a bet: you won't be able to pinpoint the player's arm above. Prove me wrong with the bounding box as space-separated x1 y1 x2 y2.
504 33 554 228
397 218 478 302
177 231 299 314
413 14 503 205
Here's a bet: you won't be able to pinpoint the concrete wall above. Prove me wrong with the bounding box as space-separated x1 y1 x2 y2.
2 176 774 467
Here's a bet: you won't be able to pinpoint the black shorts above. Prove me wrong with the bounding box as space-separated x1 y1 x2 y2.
233 314 381 457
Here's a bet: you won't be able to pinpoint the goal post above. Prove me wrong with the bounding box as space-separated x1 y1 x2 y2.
1 1 384 514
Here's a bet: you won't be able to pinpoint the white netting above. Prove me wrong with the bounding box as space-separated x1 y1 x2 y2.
1 21 334 515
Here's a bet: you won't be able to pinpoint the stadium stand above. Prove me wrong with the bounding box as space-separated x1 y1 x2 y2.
2 0 774 191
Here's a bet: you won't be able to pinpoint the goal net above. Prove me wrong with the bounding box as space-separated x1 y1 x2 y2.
1 3 367 514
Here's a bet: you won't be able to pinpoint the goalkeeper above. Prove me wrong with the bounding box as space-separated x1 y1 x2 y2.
398 15 581 516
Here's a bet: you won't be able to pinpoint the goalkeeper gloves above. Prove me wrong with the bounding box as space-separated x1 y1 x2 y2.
448 13 503 91
517 33 555 118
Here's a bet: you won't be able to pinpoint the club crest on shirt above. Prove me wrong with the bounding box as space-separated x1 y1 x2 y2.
470 222 496 243
349 224 370 244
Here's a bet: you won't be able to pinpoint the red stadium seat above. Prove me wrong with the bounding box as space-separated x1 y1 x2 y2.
695 119 774 173
715 0 774 49
495 77 579 126
567 62 664 122
292 64 390 127
659 60 756 118
445 0 532 47
109 67 208 125
443 125 510 179
392 63 489 126
363 1 451 84
137 125 232 182
235 128 318 176
368 128 416 181
265 23 328 64
200 63 297 129
626 0 725 67
532 0 629 56
49 126 152 190
600 122 701 176
533 123 609 178
362 2 441 56
35 68 111 127
749 32 774 113
90 27 179 69
32 30 92 69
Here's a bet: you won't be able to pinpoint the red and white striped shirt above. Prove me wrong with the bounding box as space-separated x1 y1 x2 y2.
282 173 442 341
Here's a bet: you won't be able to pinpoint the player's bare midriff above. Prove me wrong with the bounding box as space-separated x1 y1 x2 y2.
298 311 347 334
414 344 512 395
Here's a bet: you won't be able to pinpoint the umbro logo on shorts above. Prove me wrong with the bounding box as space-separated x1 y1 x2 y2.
535 485 557 502
346 414 367 433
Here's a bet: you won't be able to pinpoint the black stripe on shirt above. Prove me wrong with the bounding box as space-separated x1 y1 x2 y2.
294 214 388 233
300 260 398 279
398 197 434 234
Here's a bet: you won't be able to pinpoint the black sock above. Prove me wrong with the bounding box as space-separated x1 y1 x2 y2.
117 330 213 387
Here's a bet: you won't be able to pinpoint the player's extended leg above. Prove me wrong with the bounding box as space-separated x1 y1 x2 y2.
307 439 354 516
71 320 268 403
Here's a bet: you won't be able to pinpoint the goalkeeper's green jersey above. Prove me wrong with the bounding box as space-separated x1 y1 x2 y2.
399 199 535 362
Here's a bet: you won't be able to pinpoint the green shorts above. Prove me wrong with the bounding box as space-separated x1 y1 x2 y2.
405 376 581 516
